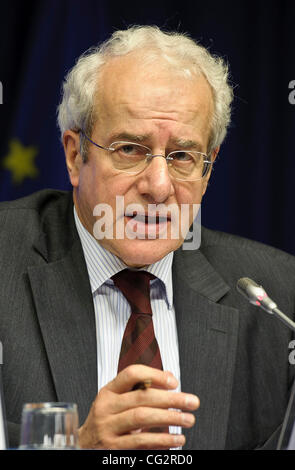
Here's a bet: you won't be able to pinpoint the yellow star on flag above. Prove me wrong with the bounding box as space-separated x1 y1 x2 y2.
2 138 39 185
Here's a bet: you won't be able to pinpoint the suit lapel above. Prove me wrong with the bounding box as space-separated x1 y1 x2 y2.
173 248 239 449
27 194 97 425
28 239 97 424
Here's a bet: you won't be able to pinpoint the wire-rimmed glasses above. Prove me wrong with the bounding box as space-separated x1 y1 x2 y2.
80 131 212 181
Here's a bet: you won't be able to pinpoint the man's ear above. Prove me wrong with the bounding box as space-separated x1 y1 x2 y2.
202 146 220 196
63 130 83 187
211 146 220 164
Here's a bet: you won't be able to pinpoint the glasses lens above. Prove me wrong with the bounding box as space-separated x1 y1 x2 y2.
110 142 149 172
167 151 206 180
109 143 210 181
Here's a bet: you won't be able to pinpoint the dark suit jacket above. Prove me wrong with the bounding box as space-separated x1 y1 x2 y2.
0 189 295 449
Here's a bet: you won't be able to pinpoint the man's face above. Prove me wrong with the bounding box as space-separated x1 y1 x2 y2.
69 54 215 267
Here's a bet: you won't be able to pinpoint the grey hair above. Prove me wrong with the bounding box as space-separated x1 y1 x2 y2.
57 25 234 159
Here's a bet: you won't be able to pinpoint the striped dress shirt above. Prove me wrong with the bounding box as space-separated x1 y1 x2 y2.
74 207 181 435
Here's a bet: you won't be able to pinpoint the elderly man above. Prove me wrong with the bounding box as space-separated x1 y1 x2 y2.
1 26 295 450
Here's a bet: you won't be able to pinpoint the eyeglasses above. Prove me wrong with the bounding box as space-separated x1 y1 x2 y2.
80 131 212 181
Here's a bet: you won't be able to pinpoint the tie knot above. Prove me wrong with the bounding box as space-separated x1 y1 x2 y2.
112 269 155 315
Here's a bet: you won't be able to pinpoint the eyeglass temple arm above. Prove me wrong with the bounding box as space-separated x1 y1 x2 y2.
79 130 108 151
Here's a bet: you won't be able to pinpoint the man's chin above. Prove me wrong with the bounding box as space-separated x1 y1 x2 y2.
100 238 183 268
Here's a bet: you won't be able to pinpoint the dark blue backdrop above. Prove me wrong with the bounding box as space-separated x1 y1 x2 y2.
1 0 295 255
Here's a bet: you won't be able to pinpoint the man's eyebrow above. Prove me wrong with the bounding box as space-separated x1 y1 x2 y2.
109 133 152 143
109 133 203 151
172 138 203 151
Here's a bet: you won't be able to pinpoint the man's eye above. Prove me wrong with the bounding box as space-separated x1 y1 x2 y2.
116 144 147 157
173 152 192 162
120 145 137 155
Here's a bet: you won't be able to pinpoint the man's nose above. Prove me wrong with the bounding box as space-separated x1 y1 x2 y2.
137 155 175 203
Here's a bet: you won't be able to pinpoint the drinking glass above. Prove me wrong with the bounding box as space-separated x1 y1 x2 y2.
19 402 79 449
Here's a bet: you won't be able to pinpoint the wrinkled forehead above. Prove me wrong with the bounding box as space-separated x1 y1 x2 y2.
93 52 214 124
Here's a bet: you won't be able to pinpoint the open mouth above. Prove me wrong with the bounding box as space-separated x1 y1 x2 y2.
124 212 171 238
125 212 171 224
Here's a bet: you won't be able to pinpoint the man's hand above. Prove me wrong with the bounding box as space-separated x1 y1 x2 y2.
78 365 200 450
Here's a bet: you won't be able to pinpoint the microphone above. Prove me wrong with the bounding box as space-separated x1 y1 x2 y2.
236 277 295 332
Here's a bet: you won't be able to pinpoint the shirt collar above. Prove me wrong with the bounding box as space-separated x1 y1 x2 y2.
74 206 174 309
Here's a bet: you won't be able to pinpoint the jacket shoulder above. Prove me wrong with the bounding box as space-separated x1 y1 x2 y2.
0 189 70 212
199 227 295 306
201 226 295 266
0 190 73 257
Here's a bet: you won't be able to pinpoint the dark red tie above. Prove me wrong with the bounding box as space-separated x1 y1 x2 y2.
112 269 164 373
112 269 169 434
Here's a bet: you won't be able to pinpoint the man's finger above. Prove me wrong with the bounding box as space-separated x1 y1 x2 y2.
105 364 178 394
110 388 200 415
110 407 196 435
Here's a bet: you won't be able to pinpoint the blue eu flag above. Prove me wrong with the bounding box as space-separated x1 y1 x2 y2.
0 1 110 202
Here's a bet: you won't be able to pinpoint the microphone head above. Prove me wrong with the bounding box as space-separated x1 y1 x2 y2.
236 277 277 313
236 277 264 302
237 277 259 291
